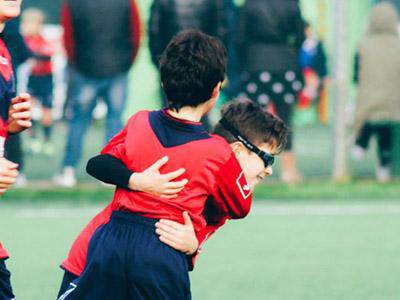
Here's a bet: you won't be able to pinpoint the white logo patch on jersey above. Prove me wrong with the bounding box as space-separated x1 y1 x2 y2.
236 172 252 199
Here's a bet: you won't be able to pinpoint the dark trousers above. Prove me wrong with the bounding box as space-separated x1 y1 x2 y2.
0 259 14 300
58 211 191 300
355 123 393 167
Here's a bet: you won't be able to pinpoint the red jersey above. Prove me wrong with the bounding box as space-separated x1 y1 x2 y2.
0 37 15 260
62 109 252 275
0 243 8 259
24 35 54 76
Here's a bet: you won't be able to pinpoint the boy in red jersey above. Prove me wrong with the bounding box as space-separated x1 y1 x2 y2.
57 30 287 300
0 0 33 299
57 99 288 299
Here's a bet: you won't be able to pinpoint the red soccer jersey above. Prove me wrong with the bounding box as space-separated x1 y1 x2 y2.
62 109 252 275
0 243 8 259
0 37 14 260
24 35 54 76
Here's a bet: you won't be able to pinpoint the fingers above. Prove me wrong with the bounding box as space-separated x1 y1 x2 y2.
182 211 193 226
11 111 31 120
11 100 31 112
161 168 186 181
156 221 183 235
11 93 31 105
157 219 182 230
5 170 19 178
156 228 182 245
159 189 184 198
0 159 18 170
16 120 32 128
163 179 188 190
147 156 169 172
0 161 19 188
0 175 17 185
159 236 183 251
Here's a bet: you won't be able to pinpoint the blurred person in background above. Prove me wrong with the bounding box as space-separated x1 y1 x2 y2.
149 0 230 70
21 8 55 156
3 16 33 187
235 0 305 183
352 1 400 183
148 0 232 129
54 0 141 187
298 21 329 124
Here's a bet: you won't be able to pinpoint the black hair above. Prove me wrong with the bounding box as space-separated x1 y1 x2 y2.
159 29 227 111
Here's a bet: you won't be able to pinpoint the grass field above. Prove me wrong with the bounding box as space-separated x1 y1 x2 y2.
1 195 400 300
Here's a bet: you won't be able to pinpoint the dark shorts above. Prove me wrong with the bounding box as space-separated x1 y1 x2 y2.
28 74 53 108
58 211 191 300
0 259 14 300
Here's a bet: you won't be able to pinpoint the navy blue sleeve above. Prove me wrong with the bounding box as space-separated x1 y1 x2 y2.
86 154 133 189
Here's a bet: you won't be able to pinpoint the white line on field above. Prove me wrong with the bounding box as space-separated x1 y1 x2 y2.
15 207 103 218
8 202 400 218
251 203 400 216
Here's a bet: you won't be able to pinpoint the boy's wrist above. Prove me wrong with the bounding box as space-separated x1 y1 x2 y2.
128 173 143 191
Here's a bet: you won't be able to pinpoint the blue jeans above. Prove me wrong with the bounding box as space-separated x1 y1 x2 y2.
63 68 128 168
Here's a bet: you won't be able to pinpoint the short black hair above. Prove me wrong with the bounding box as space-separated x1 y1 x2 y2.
159 29 227 111
214 99 289 153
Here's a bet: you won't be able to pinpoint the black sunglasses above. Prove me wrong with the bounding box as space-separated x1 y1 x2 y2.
219 119 275 168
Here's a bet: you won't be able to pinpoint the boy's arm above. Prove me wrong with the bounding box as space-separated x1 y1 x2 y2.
87 154 187 198
156 205 227 270
7 93 32 134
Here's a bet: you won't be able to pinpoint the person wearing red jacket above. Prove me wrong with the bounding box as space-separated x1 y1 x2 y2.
54 0 142 187
0 0 33 298
21 8 55 154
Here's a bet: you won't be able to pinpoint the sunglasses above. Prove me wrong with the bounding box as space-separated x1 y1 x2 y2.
219 119 275 168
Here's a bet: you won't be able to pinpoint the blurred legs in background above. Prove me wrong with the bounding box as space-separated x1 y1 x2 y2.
54 68 128 187
353 123 393 182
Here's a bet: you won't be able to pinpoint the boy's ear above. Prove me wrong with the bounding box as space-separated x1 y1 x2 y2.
211 82 222 99
230 141 246 158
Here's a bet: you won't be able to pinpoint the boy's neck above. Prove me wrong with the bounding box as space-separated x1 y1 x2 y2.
167 106 205 123
0 23 5 33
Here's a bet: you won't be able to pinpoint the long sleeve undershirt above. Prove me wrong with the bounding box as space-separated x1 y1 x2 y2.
86 154 133 189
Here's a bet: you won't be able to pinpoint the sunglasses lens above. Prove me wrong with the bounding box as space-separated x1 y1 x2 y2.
263 154 274 167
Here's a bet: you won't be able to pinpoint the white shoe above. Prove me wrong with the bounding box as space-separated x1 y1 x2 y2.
376 166 391 183
14 173 27 187
351 145 366 160
53 167 77 187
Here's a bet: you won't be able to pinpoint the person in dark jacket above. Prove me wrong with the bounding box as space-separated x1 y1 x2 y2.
54 0 141 187
235 0 305 183
149 0 228 67
148 0 232 124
